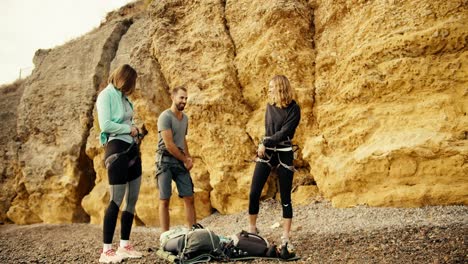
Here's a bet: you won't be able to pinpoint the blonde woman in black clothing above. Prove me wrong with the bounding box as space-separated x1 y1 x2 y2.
248 75 301 253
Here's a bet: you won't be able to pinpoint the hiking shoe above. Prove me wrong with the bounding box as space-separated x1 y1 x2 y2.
116 244 143 259
99 249 123 263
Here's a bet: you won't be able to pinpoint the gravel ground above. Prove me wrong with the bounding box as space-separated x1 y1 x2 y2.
0 200 467 263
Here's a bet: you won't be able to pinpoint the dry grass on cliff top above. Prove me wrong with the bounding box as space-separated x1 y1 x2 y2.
0 200 467 263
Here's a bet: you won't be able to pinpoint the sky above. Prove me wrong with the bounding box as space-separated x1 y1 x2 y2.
0 0 136 85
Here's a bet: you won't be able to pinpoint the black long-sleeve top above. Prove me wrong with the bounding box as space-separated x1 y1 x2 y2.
262 100 301 147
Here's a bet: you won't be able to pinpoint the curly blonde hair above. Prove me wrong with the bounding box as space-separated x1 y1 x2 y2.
268 75 294 108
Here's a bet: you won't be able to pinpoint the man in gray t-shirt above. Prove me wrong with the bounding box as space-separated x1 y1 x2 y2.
156 86 196 232
157 109 188 154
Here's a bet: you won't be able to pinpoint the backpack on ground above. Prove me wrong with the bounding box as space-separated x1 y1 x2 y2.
160 227 189 254
230 230 269 257
177 224 222 261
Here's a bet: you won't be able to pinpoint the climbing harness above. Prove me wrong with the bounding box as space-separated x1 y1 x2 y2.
104 128 144 169
156 148 185 168
252 138 299 172
104 141 137 169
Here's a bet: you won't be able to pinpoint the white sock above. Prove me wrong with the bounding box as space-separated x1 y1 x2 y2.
103 244 112 252
120 240 129 248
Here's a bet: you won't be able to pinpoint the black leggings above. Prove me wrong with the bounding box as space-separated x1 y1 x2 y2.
103 139 142 244
105 140 141 184
248 150 294 218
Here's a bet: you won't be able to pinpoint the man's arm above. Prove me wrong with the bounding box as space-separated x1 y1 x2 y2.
183 138 191 158
183 138 193 170
160 129 192 170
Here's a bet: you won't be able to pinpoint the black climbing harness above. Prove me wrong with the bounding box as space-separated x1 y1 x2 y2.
104 141 139 169
104 131 144 169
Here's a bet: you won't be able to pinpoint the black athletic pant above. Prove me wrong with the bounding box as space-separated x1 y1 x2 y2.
103 139 142 244
249 150 294 218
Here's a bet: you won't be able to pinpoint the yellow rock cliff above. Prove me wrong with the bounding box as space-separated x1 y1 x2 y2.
0 0 466 225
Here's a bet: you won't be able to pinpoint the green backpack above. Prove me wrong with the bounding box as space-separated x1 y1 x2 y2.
177 224 221 261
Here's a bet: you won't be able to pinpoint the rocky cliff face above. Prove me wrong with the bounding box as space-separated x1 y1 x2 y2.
1 0 466 225
8 18 136 224
306 0 468 207
0 80 25 224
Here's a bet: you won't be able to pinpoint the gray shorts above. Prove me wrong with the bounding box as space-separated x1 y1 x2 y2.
156 157 194 200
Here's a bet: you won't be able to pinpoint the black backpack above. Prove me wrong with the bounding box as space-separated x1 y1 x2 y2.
231 230 269 257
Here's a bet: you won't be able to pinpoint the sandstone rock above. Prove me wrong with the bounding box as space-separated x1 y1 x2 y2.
6 181 42 225
292 185 320 206
0 80 25 223
11 20 133 224
2 0 467 225
225 0 315 110
307 0 468 207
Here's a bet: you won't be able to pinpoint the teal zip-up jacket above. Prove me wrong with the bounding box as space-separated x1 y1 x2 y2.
96 84 134 145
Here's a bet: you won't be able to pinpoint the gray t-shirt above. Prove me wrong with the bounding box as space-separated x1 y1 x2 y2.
157 109 188 154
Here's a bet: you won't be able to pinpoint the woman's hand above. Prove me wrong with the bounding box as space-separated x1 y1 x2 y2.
257 144 266 158
130 126 139 137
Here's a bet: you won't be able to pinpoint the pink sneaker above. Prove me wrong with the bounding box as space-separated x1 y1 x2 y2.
116 244 143 259
99 249 123 263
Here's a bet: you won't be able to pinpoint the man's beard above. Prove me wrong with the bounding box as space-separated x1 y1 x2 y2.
177 103 185 111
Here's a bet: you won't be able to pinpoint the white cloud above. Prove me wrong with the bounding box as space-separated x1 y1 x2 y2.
0 0 135 85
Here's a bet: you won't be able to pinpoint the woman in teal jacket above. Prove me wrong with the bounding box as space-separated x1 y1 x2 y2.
96 64 143 263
